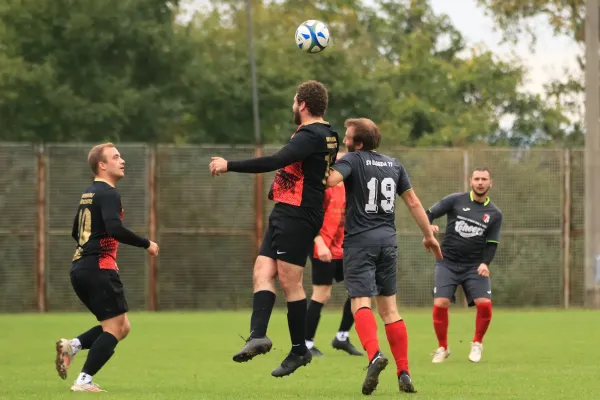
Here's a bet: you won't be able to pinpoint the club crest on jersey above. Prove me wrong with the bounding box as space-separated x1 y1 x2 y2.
483 214 490 223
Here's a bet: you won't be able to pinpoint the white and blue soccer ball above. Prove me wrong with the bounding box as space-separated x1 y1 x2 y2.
295 20 330 53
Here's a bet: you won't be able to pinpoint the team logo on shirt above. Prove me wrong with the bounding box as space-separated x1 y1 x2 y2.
482 214 490 223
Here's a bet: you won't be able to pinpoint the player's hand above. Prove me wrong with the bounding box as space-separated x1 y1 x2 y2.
209 157 228 177
147 241 159 257
477 263 489 277
423 235 443 260
431 225 439 234
317 245 332 263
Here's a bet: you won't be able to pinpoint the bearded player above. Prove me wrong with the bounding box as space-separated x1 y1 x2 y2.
427 168 503 364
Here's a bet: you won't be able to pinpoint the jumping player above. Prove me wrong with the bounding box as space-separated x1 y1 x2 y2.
327 118 442 395
427 167 503 364
55 143 159 392
209 80 339 377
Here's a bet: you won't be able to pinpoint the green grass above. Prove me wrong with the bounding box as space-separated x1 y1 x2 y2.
1 309 598 399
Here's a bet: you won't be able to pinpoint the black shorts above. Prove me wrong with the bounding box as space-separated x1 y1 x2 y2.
71 260 129 321
343 246 398 298
311 257 344 285
259 203 322 267
433 259 491 307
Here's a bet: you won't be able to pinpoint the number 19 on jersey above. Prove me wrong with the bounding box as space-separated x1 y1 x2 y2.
365 177 396 214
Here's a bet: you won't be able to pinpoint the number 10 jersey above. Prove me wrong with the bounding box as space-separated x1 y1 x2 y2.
332 151 412 248
72 179 124 270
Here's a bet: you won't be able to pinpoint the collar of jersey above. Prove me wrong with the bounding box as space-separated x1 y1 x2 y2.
94 178 115 188
469 190 490 206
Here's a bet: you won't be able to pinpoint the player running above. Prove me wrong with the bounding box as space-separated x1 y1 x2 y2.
305 151 363 358
55 143 159 392
327 118 442 395
427 167 503 364
209 80 339 377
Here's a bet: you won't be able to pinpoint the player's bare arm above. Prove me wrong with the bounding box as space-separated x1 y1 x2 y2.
326 169 344 187
401 189 443 260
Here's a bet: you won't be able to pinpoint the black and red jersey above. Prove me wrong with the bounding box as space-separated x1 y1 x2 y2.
71 179 149 270
228 123 339 209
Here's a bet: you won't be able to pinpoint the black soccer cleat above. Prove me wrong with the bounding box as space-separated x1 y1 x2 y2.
398 370 417 393
332 337 364 356
361 350 388 395
271 350 312 378
232 336 272 363
309 346 325 357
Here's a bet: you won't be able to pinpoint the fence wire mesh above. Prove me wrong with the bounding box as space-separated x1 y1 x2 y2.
0 144 586 312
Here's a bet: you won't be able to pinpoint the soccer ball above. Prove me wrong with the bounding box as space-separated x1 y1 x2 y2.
295 20 330 53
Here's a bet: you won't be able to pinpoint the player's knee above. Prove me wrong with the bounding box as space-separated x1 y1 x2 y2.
120 318 131 340
378 309 401 324
433 298 451 308
253 256 277 287
279 275 303 297
311 285 332 303
473 298 492 306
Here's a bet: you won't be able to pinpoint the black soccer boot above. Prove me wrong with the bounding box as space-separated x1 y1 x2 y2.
398 370 417 393
232 336 272 363
332 337 364 356
309 346 325 357
361 350 388 395
271 350 312 377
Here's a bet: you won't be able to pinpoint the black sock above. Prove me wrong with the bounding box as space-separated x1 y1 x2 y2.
287 298 308 355
305 300 324 341
81 332 119 376
77 326 104 349
249 290 276 338
338 297 354 333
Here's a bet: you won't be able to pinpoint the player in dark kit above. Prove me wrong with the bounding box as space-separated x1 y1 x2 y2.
327 118 442 395
55 143 159 392
427 168 502 364
209 80 339 377
305 151 363 358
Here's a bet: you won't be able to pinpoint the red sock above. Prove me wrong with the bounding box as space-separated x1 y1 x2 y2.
353 307 380 361
432 305 449 349
385 320 409 376
473 301 492 343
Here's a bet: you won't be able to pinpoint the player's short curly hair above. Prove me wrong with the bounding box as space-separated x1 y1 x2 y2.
296 80 328 117
344 118 381 151
88 142 115 175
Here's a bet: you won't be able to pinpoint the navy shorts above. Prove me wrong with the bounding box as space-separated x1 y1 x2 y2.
433 259 491 307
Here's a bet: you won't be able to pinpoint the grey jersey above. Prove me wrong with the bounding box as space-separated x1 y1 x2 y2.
332 151 412 247
428 192 503 265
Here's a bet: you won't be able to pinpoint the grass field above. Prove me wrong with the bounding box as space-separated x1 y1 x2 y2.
1 309 598 399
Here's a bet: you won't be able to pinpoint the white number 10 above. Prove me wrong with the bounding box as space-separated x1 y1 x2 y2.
365 177 396 213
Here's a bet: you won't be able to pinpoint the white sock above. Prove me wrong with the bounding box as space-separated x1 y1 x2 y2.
70 338 82 355
305 340 314 349
336 331 349 341
75 372 92 385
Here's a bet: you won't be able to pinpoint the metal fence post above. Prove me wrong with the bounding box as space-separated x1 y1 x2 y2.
148 145 157 311
562 149 571 308
36 144 47 312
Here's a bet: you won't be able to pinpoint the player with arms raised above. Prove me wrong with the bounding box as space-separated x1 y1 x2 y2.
209 81 339 377
55 143 159 392
327 118 442 395
427 168 503 364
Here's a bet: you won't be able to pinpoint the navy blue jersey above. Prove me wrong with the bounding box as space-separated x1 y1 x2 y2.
332 151 412 247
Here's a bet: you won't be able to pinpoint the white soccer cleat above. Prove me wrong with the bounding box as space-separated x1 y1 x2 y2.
469 342 483 363
55 339 74 380
431 347 451 363
71 382 106 392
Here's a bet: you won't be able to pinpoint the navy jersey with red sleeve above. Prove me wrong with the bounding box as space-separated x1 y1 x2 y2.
72 180 149 270
227 123 339 209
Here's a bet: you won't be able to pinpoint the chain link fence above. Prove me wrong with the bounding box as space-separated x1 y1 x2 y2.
0 144 586 312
